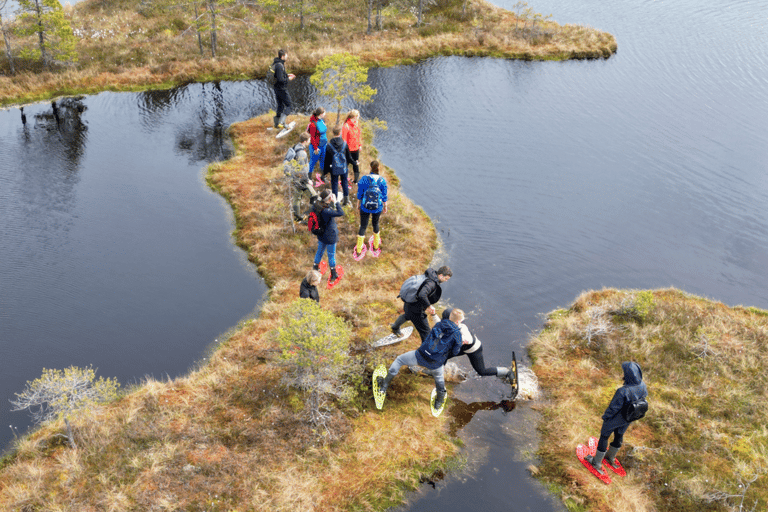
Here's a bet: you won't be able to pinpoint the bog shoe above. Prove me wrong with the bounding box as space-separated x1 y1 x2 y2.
586 450 607 475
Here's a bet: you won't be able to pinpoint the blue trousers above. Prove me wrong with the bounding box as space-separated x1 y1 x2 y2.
309 142 327 177
314 240 337 268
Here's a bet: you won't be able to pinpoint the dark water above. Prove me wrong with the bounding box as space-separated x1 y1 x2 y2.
361 0 768 510
1 0 767 508
0 84 276 449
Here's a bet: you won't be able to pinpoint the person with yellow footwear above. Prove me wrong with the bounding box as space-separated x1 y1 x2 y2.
353 160 388 260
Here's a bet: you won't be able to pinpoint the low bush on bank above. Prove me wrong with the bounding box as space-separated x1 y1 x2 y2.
528 288 768 512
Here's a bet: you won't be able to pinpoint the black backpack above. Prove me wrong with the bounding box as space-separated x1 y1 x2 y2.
622 397 648 422
362 176 382 211
266 62 277 86
307 206 325 236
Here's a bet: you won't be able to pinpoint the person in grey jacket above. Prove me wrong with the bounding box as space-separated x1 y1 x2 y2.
284 132 317 222
585 361 648 475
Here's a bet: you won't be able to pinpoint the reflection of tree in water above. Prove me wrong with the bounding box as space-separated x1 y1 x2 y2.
137 85 190 130
28 97 89 171
447 398 516 436
174 81 231 163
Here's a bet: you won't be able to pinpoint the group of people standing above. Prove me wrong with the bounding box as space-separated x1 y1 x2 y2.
273 50 388 296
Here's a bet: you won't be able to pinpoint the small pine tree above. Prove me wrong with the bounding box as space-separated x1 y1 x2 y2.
310 53 377 125
276 299 351 431
15 0 77 68
10 366 120 447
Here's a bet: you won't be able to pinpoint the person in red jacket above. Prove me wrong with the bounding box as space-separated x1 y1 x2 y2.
341 109 363 183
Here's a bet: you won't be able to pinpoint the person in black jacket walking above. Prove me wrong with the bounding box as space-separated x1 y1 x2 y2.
391 266 452 342
271 49 295 129
585 361 649 475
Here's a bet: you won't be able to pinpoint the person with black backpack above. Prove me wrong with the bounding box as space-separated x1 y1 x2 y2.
323 125 354 206
391 266 452 342
284 132 316 222
310 190 345 286
584 361 649 476
353 160 388 260
377 308 466 412
268 49 295 130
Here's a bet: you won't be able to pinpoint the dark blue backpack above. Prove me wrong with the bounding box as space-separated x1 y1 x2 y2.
331 141 347 175
419 322 457 364
362 176 382 211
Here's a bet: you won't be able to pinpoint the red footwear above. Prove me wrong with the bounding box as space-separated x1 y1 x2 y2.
590 437 626 476
317 260 328 275
327 264 344 289
577 442 611 485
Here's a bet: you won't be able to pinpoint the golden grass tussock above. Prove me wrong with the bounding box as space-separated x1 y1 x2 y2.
0 113 457 511
0 0 617 106
529 288 768 512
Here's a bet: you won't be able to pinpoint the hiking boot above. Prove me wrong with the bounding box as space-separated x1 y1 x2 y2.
313 263 320 271
376 376 388 396
434 390 446 411
585 450 607 475
605 445 620 469
330 267 339 282
391 325 403 337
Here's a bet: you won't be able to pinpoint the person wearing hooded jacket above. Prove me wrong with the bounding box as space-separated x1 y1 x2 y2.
323 124 354 206
378 308 466 411
438 308 515 383
391 266 453 342
271 49 295 129
585 361 648 475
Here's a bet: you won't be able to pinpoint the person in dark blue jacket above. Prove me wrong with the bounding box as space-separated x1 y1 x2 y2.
354 160 388 258
378 309 466 411
585 361 648 474
311 190 345 283
322 125 354 206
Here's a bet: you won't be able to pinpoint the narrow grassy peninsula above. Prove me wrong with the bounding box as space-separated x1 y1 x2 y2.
528 288 768 512
0 114 460 511
0 0 616 106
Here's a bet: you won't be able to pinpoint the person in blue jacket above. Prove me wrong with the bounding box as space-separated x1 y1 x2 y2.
354 160 388 258
311 189 345 283
377 308 466 411
585 361 649 475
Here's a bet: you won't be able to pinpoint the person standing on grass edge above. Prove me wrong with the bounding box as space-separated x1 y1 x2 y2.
391 266 453 342
272 49 295 129
312 189 344 284
378 308 467 412
342 109 363 183
284 132 316 222
308 107 328 181
585 361 648 475
323 125 354 206
354 160 388 258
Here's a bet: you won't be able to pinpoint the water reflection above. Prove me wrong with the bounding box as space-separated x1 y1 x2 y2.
448 398 517 436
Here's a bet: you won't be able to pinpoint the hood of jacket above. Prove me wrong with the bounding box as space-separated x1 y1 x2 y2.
328 136 345 152
622 361 643 386
425 267 439 283
272 56 284 66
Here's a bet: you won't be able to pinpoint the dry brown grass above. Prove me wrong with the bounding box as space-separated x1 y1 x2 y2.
0 114 459 511
528 288 768 512
0 0 617 106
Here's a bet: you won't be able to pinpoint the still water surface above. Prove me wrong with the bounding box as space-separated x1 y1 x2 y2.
1 0 767 509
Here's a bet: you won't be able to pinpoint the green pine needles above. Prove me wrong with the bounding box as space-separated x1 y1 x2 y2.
277 299 353 433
